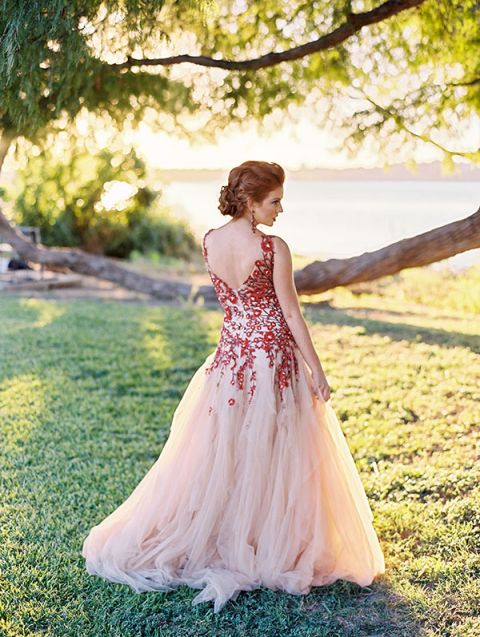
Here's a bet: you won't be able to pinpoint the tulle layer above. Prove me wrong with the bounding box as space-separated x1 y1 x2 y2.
82 347 385 613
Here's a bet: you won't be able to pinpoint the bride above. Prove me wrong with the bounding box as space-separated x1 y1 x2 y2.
82 159 385 613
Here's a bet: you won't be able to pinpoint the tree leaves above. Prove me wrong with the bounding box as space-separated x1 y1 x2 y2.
0 0 478 160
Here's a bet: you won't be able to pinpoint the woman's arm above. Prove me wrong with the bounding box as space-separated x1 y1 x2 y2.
271 236 331 401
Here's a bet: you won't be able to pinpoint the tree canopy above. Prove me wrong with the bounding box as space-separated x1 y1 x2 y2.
0 1 200 140
1 0 479 162
0 0 479 300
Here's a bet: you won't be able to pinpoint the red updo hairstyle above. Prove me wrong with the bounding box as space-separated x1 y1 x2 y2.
218 160 285 218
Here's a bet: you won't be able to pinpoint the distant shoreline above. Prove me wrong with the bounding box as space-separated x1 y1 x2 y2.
153 161 480 182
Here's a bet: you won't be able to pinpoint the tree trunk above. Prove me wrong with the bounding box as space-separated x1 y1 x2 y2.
0 207 192 301
1 200 479 301
293 205 480 294
0 128 17 172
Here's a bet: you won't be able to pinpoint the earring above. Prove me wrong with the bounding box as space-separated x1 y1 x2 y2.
250 210 257 234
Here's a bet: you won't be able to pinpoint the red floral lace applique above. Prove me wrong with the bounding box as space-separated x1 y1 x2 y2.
202 229 300 408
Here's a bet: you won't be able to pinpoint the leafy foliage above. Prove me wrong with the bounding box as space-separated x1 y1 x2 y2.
0 0 198 138
7 133 198 259
0 0 479 161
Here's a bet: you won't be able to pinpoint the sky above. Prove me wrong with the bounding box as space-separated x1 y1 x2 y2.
134 118 444 171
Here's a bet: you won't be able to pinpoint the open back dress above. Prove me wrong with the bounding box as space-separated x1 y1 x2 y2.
81 228 385 613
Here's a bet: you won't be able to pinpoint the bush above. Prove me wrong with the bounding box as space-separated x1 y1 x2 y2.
8 137 199 260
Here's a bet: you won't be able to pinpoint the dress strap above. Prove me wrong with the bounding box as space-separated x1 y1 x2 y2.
202 228 214 261
261 234 274 267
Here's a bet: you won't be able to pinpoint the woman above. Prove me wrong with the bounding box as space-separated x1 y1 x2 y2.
82 160 385 613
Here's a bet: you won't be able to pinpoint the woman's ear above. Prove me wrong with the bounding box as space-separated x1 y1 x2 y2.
246 196 256 212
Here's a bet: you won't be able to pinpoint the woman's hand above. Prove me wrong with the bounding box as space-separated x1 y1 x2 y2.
311 368 331 402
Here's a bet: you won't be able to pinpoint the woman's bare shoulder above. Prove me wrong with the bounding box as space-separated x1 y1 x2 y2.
269 234 290 253
205 223 234 239
207 224 271 242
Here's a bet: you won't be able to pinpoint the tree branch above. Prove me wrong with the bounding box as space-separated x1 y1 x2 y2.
0 207 192 302
361 93 480 161
2 203 479 302
447 77 480 88
293 206 480 294
110 0 426 71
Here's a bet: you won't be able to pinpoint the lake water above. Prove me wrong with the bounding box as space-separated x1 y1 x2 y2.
162 180 480 270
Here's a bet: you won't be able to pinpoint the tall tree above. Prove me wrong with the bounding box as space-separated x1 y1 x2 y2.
0 0 479 299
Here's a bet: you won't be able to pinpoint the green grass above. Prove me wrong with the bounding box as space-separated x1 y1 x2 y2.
1 266 479 636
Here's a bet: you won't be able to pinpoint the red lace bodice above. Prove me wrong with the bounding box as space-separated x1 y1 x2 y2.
202 228 300 407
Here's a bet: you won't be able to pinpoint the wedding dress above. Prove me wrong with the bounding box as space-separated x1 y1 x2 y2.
82 229 385 613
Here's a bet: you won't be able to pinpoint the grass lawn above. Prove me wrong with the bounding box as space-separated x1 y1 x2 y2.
1 265 479 636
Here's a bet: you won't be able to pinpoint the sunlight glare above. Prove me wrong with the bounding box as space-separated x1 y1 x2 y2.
99 181 138 211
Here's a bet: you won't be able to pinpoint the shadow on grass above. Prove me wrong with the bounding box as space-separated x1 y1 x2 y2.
303 304 480 354
75 574 426 637
1 297 426 636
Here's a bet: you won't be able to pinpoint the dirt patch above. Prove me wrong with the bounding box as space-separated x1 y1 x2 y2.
0 266 205 306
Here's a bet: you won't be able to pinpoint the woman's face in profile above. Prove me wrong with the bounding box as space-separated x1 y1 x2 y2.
251 185 284 227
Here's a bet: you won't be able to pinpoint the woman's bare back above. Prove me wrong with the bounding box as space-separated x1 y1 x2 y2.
203 222 271 291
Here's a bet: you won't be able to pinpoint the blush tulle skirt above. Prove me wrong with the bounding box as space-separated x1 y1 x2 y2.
82 348 385 613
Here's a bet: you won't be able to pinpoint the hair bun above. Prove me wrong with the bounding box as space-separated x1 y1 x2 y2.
218 161 285 218
218 184 239 217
